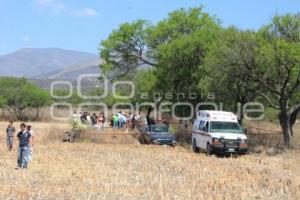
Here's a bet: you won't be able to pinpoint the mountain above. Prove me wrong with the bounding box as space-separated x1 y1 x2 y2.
31 59 102 89
0 48 98 78
34 59 101 80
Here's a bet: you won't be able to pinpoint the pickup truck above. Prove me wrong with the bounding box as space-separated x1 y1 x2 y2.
139 124 177 146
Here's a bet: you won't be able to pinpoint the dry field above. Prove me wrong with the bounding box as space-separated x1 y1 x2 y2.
0 122 299 200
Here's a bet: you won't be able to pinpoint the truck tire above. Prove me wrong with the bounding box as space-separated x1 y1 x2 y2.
139 135 145 144
193 139 200 153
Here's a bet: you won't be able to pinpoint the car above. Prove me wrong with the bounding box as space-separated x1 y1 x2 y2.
139 124 177 146
192 110 248 155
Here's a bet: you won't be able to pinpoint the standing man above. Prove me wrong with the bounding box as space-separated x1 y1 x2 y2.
16 123 32 169
26 125 34 161
6 121 15 151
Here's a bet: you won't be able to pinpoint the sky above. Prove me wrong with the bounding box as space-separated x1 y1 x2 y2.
0 0 299 56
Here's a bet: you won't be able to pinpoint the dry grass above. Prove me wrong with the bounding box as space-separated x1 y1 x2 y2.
0 121 299 200
246 121 300 148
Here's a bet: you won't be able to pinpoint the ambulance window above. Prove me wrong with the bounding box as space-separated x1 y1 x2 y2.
199 121 205 130
205 122 209 132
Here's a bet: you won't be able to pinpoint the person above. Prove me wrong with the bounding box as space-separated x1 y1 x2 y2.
131 114 136 131
26 125 34 161
6 121 15 151
86 113 91 124
119 113 126 128
72 112 78 122
91 113 97 127
128 113 133 128
101 112 106 128
98 113 104 130
110 114 114 128
16 123 32 169
112 114 119 128
117 112 123 128
136 112 142 128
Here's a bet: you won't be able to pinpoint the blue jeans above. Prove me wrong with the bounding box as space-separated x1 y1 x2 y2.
17 146 30 168
7 136 14 151
113 121 118 128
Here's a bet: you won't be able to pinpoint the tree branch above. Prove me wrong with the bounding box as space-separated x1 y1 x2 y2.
288 103 300 115
258 91 280 109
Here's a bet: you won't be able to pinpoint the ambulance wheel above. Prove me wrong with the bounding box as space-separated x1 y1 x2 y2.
192 139 200 153
206 143 213 156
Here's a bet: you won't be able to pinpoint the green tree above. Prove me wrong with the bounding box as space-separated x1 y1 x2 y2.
100 7 221 118
100 19 154 78
203 27 259 124
132 69 157 104
150 7 221 118
0 77 51 120
254 13 300 147
52 89 83 105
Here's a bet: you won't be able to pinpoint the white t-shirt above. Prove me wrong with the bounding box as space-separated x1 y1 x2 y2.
29 130 34 136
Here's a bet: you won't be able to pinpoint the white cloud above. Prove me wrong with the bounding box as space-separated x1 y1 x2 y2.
82 8 98 16
21 36 30 43
35 0 65 14
35 0 98 17
72 8 98 17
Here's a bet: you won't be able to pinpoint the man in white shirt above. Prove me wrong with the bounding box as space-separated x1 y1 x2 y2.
26 125 34 161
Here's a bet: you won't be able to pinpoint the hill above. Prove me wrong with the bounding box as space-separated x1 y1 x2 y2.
0 48 98 78
34 59 101 80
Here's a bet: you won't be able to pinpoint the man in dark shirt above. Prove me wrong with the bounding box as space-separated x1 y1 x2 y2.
6 121 15 151
16 123 32 169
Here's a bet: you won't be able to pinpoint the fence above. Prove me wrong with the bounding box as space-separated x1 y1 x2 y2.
246 125 283 147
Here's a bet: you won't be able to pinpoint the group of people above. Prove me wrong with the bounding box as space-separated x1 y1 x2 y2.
111 112 142 130
73 111 143 130
6 121 34 169
73 111 107 129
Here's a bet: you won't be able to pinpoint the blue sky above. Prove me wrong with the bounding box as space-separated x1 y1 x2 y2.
0 0 299 56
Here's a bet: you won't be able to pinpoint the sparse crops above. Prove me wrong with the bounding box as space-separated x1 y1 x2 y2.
0 122 299 200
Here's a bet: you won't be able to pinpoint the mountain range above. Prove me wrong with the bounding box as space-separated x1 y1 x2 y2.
0 48 101 79
0 48 103 89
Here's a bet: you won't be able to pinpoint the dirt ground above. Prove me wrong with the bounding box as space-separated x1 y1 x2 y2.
0 122 299 200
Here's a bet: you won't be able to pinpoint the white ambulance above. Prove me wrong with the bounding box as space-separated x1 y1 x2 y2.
192 110 248 155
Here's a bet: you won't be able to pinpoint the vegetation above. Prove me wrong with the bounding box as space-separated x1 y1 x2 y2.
0 77 51 120
100 7 300 147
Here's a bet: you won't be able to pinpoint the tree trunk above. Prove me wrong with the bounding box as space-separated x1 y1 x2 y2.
279 112 293 147
290 109 300 137
35 107 40 121
236 102 244 125
146 106 155 126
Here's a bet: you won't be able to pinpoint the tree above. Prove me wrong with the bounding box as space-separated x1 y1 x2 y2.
52 89 83 105
132 69 157 103
132 69 158 125
100 7 221 119
100 19 154 78
254 13 300 147
0 77 52 120
151 7 221 118
203 28 259 124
